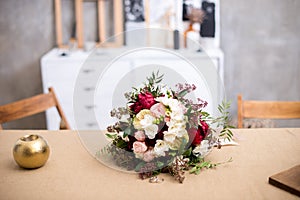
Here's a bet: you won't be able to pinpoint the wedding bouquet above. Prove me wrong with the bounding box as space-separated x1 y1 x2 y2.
102 71 233 183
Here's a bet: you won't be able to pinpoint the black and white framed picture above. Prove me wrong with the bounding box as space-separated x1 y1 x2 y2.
124 0 145 22
200 0 216 38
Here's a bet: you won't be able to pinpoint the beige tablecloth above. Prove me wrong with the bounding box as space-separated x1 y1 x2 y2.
0 128 299 200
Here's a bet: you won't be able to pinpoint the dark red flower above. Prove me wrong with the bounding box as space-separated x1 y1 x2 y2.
127 135 137 151
188 120 209 146
199 120 209 138
188 128 201 146
130 92 156 114
138 92 155 109
130 102 143 114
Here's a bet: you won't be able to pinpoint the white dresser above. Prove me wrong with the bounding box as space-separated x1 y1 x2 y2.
41 48 224 130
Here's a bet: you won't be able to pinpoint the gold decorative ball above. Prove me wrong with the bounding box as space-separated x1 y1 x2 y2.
13 134 50 169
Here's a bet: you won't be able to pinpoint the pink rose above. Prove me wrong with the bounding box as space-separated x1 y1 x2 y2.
134 131 146 141
143 149 155 162
150 103 166 118
132 141 147 153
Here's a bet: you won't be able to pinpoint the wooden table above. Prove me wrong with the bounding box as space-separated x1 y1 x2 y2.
0 128 299 200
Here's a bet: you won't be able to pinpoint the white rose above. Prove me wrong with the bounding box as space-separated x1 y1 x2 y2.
167 132 189 150
163 130 177 143
175 128 188 138
154 140 169 157
144 124 158 139
140 114 156 128
167 120 187 138
168 121 185 130
133 110 154 130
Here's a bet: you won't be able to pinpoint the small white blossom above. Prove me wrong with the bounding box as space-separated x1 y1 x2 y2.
192 140 210 157
175 128 188 138
144 124 158 139
117 131 129 142
155 96 171 106
154 140 169 157
163 130 177 143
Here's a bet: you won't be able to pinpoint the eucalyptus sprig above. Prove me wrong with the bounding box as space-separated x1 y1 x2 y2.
127 71 164 103
146 71 164 87
144 71 164 96
216 101 234 141
201 100 234 141
189 157 233 175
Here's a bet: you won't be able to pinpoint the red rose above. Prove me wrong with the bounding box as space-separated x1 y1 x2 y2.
188 127 202 146
138 92 155 109
130 101 143 114
188 120 209 146
130 92 156 114
199 120 209 138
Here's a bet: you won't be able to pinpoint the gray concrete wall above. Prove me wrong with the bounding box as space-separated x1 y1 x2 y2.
0 0 55 129
0 0 299 128
221 0 300 127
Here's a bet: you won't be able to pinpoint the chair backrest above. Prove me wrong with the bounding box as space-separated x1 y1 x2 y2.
237 94 300 128
0 87 71 130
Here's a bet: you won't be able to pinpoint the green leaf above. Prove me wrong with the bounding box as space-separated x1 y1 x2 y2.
190 166 198 173
105 133 116 139
178 137 188 154
201 111 210 117
178 89 189 97
169 152 177 157
156 161 164 168
116 139 128 149
135 162 145 172
186 106 192 116
183 147 192 157
124 126 132 136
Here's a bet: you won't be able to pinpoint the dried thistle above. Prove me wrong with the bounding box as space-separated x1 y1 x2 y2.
110 107 129 120
107 122 121 133
138 162 157 179
167 156 190 183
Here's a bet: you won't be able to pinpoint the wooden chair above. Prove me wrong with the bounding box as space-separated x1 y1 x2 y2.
0 87 71 130
237 94 300 128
